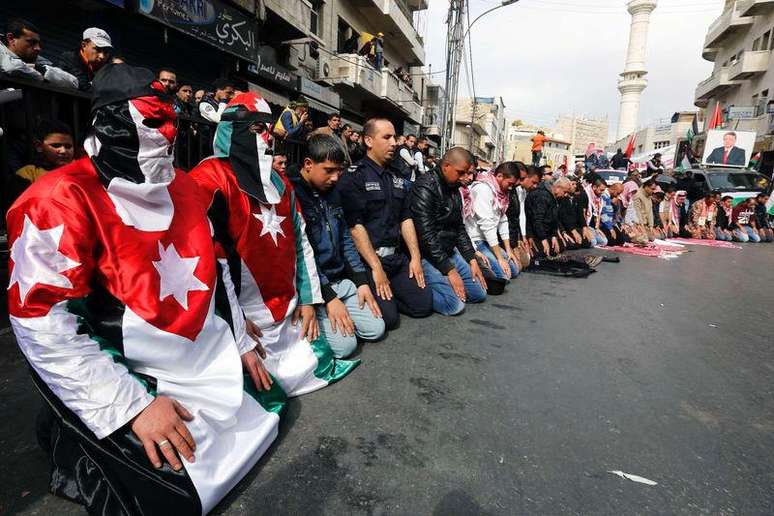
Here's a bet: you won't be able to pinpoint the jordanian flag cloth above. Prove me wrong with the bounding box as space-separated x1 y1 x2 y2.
190 92 359 397
7 158 285 514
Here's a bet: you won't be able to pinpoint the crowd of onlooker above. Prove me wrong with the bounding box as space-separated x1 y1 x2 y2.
4 16 773 263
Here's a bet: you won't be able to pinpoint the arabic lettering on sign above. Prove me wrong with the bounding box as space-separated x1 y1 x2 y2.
215 20 256 50
138 0 258 60
256 63 290 84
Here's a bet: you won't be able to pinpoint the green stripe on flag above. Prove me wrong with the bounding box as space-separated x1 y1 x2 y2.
66 298 157 396
213 121 234 158
243 374 288 415
270 170 286 196
291 191 314 305
309 334 360 384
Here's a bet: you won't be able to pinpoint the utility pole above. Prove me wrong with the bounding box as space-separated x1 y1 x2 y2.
440 0 465 153
440 0 519 154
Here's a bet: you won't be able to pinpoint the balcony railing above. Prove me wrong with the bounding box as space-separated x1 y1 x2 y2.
694 67 742 107
705 1 755 48
739 0 774 17
728 49 771 79
405 100 423 124
327 54 383 98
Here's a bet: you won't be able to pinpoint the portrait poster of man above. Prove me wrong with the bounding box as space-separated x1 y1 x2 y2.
702 129 755 168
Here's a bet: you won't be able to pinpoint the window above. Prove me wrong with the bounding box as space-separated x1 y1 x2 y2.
337 17 358 53
753 37 761 51
770 28 774 50
310 0 323 37
763 30 771 50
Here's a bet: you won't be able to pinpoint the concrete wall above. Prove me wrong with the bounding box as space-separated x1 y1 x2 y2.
555 116 609 155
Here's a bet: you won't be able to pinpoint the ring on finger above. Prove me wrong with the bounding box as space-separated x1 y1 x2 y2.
158 439 171 447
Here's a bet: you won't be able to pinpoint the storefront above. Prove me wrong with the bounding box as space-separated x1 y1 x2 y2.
136 0 259 63
299 77 342 128
244 46 299 115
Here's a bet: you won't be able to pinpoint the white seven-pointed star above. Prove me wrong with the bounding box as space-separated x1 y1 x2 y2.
152 242 209 310
254 204 286 245
9 215 80 305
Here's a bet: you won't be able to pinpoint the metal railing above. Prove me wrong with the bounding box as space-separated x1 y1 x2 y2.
0 75 224 173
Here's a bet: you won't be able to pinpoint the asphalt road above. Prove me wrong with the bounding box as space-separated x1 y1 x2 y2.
2 244 773 515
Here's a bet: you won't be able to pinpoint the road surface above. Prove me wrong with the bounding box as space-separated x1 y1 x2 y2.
2 244 773 515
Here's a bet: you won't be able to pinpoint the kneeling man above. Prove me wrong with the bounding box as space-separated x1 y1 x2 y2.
190 92 358 397
8 64 281 514
289 134 385 358
410 147 487 315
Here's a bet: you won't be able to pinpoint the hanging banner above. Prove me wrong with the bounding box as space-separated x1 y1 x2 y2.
137 0 258 61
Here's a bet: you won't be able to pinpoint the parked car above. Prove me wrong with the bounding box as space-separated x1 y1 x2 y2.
683 167 769 208
594 169 628 184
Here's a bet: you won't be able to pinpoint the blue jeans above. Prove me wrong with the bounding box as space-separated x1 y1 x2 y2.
733 225 761 242
315 279 386 358
422 250 487 316
714 227 731 241
475 241 519 280
589 228 608 247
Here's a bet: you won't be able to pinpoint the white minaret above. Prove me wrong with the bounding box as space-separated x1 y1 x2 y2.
616 0 657 141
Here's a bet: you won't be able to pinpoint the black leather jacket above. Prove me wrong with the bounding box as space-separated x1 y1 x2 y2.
409 169 476 274
525 182 559 241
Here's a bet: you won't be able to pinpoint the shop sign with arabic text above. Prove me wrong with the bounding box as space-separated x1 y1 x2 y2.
138 0 258 61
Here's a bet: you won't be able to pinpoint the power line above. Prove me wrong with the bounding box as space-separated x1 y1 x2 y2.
465 0 477 102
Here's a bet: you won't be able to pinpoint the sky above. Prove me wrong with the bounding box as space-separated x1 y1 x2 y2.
415 0 724 139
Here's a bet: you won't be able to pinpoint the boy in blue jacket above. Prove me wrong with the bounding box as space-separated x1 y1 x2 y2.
289 135 385 358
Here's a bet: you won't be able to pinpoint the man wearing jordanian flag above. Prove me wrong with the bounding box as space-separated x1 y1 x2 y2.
189 91 358 397
7 64 284 514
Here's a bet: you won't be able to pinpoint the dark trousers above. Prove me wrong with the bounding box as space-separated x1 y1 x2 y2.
532 150 542 167
530 236 566 258
601 227 626 246
366 254 433 330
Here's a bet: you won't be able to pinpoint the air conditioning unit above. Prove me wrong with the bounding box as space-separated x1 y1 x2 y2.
313 55 333 85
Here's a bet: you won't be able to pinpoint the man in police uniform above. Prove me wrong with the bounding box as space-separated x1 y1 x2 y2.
338 118 434 330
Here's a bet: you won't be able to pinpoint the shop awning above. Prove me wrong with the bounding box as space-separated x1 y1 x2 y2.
306 97 340 115
248 83 289 109
341 117 363 132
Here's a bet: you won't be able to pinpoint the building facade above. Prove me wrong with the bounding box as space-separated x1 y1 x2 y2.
554 115 610 156
452 97 506 164
505 122 574 169
310 0 428 133
694 0 774 153
608 111 703 156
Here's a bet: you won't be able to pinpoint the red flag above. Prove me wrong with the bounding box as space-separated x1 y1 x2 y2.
624 133 636 158
708 102 723 130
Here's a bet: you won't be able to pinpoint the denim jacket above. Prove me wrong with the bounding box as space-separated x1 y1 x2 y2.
289 168 368 303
